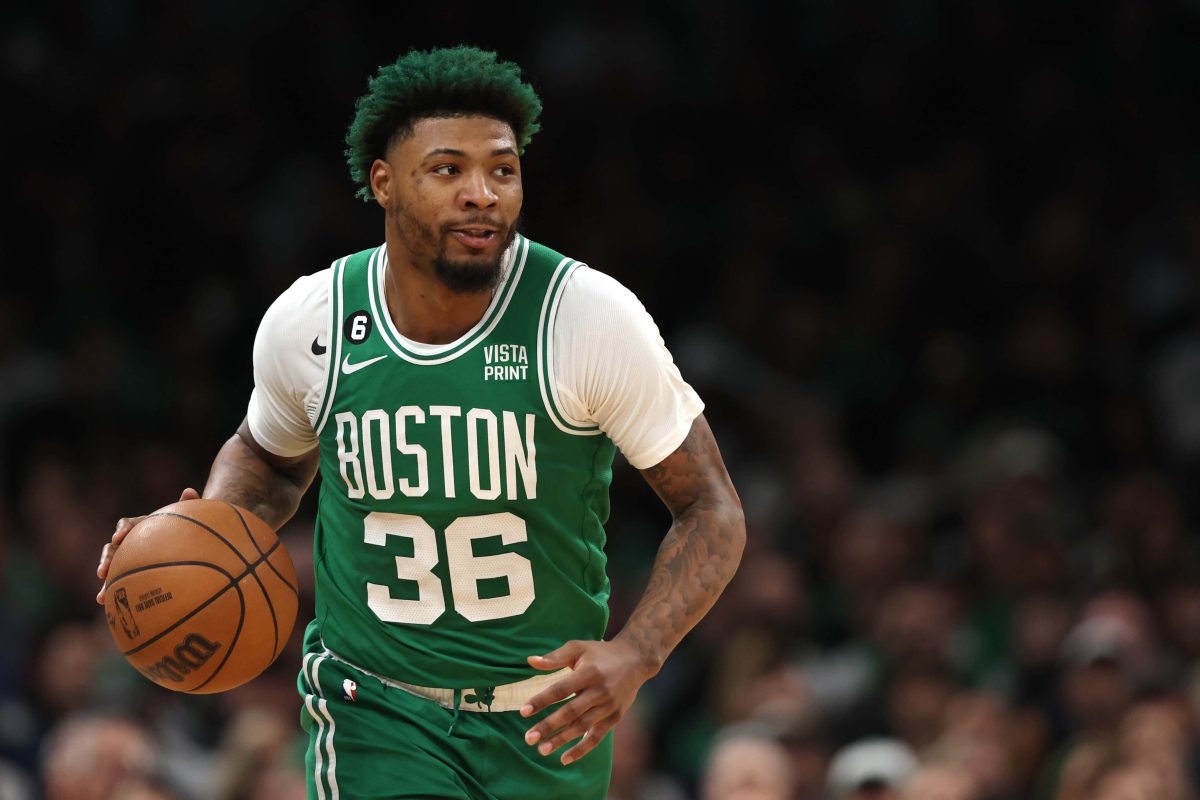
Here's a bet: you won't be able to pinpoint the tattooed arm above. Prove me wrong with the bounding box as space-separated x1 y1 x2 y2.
615 413 745 670
97 419 318 603
202 418 320 528
520 414 745 764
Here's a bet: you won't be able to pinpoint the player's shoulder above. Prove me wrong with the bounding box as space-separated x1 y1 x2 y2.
255 262 336 362
268 265 333 312
259 262 337 333
521 235 574 268
519 236 639 307
519 236 594 284
563 263 638 301
556 262 648 328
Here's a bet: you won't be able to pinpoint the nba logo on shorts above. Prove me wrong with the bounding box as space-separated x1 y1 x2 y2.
343 678 357 702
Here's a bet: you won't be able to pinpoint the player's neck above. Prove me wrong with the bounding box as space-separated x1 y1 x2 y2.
382 245 495 345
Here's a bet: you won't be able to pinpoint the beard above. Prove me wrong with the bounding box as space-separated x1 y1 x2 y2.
432 232 513 293
392 204 519 295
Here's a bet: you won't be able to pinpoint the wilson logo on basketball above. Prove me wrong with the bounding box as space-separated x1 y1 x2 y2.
139 633 222 683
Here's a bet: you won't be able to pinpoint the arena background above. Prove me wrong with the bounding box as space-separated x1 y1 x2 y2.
4 3 1200 798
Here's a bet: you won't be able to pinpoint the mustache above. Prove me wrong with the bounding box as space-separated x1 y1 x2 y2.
440 216 505 233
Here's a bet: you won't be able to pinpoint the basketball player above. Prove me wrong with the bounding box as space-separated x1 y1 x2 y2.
98 46 745 799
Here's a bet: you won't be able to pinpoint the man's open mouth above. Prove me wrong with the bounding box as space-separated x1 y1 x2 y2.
450 228 499 248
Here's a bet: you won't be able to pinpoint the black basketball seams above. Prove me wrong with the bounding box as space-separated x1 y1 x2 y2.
242 547 281 659
152 512 251 568
237 552 278 660
111 509 296 687
224 502 265 558
227 503 300 596
108 559 235 588
225 506 296 657
191 582 247 692
119 577 242 657
113 545 281 659
216 505 280 658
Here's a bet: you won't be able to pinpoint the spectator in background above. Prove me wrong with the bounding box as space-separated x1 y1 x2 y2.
1058 612 1144 739
825 738 918 800
779 719 834 800
10 3 1200 798
1097 473 1191 594
1046 606 1190 800
0 617 112 780
701 725 794 800
40 714 164 800
1057 750 1181 800
902 762 980 800
885 663 957 754
607 705 687 800
1091 764 1172 800
211 706 306 800
0 760 32 800
110 778 182 800
1113 701 1193 800
926 692 1019 799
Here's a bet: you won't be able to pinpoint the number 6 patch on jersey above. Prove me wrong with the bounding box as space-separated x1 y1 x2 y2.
344 311 372 344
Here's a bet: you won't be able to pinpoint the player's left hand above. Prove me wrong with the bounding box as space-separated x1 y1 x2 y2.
520 638 655 765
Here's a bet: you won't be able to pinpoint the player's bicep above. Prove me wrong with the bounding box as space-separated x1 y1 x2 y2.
246 271 328 457
235 418 319 489
638 414 740 520
202 419 318 528
246 385 319 457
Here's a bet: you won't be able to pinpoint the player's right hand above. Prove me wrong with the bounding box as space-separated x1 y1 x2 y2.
96 488 200 605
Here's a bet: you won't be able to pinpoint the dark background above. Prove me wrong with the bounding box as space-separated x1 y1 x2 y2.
4 2 1200 799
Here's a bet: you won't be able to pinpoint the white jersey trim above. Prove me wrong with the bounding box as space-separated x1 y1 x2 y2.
314 257 348 436
538 258 602 436
369 236 529 365
248 247 702 467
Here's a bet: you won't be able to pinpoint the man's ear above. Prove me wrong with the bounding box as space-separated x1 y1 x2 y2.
369 158 391 208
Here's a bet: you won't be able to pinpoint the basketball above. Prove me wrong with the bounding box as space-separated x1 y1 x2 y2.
103 499 299 694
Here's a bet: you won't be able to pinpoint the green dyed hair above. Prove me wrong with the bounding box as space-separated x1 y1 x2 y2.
345 46 543 202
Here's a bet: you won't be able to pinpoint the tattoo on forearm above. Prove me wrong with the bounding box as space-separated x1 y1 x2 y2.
622 416 745 671
204 432 315 529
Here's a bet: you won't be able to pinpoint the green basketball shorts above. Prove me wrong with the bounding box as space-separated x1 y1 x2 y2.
297 650 613 799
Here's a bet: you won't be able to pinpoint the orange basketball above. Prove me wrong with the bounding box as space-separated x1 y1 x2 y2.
103 499 299 694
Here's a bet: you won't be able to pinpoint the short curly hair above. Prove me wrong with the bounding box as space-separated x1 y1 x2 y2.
345 46 543 202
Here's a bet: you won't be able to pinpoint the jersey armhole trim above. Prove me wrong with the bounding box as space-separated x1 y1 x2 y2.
313 256 348 436
537 259 602 436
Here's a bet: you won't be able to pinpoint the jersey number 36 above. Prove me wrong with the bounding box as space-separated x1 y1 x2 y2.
363 511 535 624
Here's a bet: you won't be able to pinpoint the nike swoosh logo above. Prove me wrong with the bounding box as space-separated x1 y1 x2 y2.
342 354 387 375
311 337 327 356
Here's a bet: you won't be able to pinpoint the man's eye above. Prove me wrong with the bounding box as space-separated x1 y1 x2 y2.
433 165 458 176
494 165 516 176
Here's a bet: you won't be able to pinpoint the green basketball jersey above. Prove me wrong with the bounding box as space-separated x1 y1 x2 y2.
306 234 617 688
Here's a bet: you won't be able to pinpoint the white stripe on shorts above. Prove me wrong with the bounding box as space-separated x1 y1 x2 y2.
304 653 338 798
316 696 339 798
305 695 328 800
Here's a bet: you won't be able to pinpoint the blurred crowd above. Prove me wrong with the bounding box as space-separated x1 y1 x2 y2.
5 2 1200 799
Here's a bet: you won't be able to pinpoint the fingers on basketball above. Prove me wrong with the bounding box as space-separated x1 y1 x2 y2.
102 498 299 694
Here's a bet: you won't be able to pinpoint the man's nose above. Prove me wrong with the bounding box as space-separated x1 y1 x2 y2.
459 171 498 210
